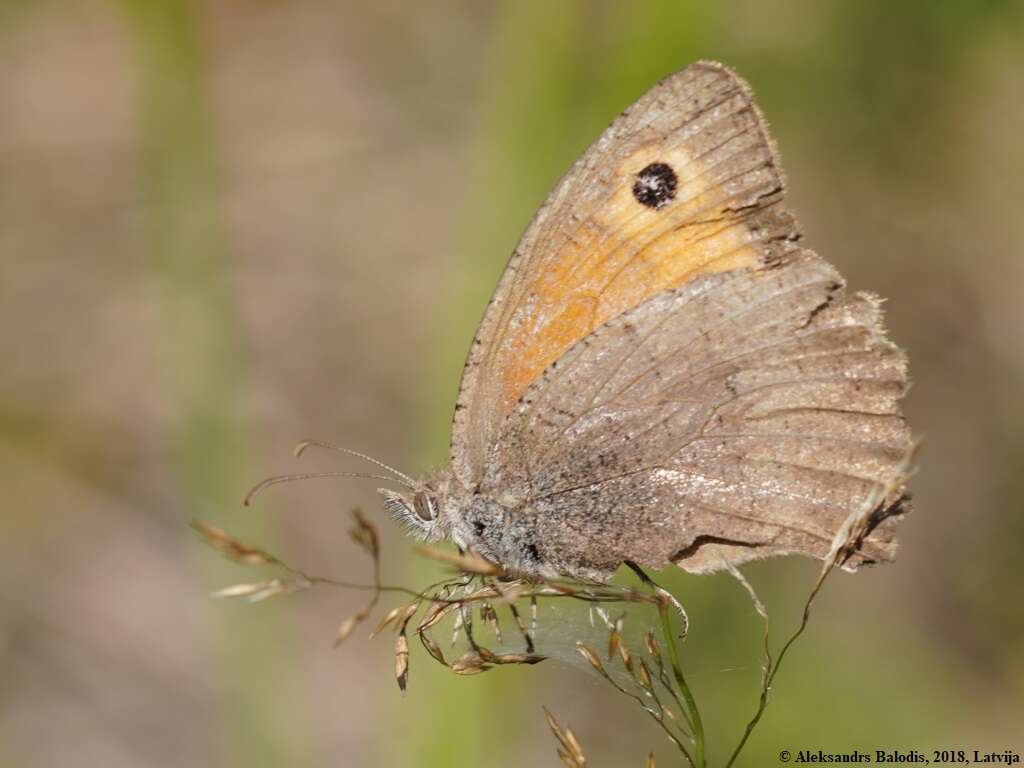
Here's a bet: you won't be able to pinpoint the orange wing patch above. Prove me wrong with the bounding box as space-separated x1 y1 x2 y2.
499 140 771 414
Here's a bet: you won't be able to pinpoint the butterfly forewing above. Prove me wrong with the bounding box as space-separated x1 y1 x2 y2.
452 61 798 488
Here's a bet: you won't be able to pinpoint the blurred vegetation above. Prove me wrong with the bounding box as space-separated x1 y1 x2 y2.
0 1 1021 766
121 1 311 765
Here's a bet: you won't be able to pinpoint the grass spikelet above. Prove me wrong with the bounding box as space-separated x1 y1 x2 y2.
644 630 661 664
419 630 447 666
543 707 587 768
211 580 280 599
371 603 412 638
576 643 605 674
334 606 370 646
192 519 280 566
451 650 492 675
394 631 409 693
347 507 380 558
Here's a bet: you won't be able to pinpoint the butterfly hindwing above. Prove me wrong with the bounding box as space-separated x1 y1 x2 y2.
481 252 911 575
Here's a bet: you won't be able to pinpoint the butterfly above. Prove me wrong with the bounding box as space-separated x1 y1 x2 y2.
373 61 912 582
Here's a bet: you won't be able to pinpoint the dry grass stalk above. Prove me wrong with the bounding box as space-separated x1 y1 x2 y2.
329 508 389 646
481 602 503 643
195 512 698 754
507 601 535 653
578 632 695 766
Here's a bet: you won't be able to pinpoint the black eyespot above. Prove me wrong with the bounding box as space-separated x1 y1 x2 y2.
632 162 678 209
473 520 486 537
525 543 540 562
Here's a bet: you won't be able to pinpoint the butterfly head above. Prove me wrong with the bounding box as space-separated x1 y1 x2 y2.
378 474 457 542
378 473 602 580
377 471 496 552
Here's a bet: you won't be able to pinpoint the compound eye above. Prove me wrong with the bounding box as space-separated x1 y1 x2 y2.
413 492 436 522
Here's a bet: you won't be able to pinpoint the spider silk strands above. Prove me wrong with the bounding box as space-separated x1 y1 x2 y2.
119 2 311 765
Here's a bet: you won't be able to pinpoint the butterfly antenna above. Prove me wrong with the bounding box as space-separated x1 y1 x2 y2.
244 471 412 507
293 439 417 488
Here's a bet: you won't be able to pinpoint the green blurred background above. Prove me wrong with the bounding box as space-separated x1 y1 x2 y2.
1 1 1022 766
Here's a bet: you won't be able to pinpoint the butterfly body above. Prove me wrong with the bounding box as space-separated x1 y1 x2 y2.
381 61 912 582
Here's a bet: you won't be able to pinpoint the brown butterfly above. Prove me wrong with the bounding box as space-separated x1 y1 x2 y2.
375 61 911 582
